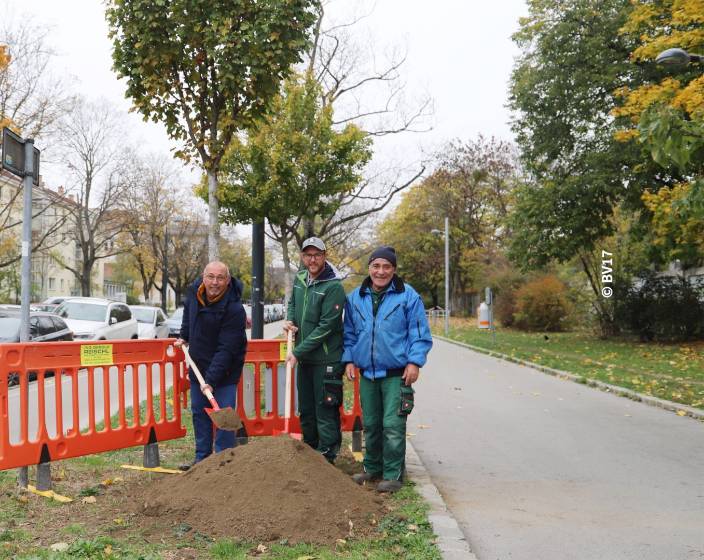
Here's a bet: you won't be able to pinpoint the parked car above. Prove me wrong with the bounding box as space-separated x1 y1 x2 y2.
0 309 73 386
242 304 253 329
33 303 59 313
130 305 169 339
271 303 285 321
166 307 184 338
42 296 72 306
54 297 138 340
264 304 274 323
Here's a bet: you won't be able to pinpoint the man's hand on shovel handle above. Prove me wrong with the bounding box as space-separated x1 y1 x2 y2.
201 383 213 396
345 363 356 381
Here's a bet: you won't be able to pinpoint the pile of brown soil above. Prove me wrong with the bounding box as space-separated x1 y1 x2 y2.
135 436 385 544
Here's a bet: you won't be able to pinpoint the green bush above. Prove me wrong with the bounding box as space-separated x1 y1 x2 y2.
513 275 572 331
614 272 704 341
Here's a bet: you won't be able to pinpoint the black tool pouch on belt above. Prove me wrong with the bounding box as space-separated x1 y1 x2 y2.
398 385 415 416
323 374 343 408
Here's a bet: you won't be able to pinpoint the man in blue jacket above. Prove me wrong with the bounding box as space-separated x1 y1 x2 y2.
175 261 247 469
342 246 433 492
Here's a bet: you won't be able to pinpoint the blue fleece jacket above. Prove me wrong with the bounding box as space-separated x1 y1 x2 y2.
342 275 433 379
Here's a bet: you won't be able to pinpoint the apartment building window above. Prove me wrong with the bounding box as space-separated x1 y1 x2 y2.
48 277 56 290
60 278 64 290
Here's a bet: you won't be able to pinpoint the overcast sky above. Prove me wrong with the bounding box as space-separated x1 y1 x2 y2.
3 0 528 194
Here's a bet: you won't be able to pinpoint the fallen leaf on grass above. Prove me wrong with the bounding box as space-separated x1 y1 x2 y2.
407 523 419 532
336 539 347 545
81 496 97 504
49 543 69 552
296 556 317 560
256 544 268 553
113 518 125 526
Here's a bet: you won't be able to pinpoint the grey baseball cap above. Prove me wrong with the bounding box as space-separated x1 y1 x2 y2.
301 237 326 251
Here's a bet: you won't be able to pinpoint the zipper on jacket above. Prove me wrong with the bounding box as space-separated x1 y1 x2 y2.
417 319 421 337
383 304 401 321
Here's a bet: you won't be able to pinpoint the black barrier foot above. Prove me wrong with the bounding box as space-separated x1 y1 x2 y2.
236 424 248 445
352 416 363 453
143 442 160 468
36 462 51 492
17 466 28 489
143 427 160 468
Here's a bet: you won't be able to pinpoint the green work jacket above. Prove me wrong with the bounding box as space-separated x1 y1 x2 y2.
287 262 346 365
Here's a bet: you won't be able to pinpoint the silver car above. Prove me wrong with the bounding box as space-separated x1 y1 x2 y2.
130 306 170 339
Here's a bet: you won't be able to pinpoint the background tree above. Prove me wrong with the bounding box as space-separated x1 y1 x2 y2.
118 155 181 303
56 99 132 296
106 0 319 261
507 0 663 334
614 0 704 266
167 211 209 307
218 73 372 301
0 25 73 278
0 14 74 140
379 137 519 313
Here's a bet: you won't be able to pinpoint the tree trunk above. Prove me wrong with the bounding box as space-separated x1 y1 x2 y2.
207 169 220 262
302 216 315 240
81 264 92 297
281 233 294 311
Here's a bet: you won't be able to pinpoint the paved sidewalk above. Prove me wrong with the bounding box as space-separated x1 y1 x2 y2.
409 337 704 560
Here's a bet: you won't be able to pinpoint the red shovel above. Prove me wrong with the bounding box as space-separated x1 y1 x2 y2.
182 344 242 431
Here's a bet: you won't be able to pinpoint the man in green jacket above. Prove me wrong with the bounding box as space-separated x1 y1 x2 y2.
284 237 346 462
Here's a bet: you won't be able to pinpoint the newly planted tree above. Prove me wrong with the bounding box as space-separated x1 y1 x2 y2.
106 0 319 260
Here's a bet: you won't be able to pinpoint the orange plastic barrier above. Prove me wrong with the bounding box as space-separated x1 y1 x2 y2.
229 339 362 438
0 340 186 471
0 338 362 472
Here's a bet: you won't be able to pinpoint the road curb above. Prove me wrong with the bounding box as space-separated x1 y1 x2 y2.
406 440 478 560
435 335 704 422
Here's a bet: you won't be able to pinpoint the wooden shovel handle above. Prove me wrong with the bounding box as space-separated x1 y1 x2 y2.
284 329 293 420
181 344 220 410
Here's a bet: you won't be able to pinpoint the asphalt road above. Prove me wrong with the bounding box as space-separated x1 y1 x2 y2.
411 338 704 560
6 320 286 444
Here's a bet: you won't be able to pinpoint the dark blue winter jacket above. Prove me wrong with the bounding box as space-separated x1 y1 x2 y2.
180 277 247 387
342 275 433 379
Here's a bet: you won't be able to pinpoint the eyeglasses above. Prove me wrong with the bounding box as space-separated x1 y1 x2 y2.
302 252 325 260
204 274 228 282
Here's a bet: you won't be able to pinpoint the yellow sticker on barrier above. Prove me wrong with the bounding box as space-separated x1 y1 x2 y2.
280 342 288 361
80 344 114 366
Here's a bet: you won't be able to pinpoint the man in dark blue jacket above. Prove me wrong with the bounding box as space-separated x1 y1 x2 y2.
342 246 433 492
175 261 247 469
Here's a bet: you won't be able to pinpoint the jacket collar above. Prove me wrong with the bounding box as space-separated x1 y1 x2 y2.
360 274 405 296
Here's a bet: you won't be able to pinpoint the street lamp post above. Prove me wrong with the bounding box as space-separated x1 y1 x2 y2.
432 217 450 337
655 48 703 66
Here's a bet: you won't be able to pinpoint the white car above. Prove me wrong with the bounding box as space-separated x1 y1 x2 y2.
54 297 138 340
130 305 169 339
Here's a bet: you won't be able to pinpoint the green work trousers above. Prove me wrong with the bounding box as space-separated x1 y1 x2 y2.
359 375 409 480
296 362 342 462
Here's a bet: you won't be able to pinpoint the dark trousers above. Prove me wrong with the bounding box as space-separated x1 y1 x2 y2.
190 381 237 462
296 362 342 461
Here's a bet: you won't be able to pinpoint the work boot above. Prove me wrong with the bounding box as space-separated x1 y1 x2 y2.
178 459 197 472
352 472 381 485
376 479 403 493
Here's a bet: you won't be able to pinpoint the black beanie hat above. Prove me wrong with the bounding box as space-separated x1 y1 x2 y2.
368 246 397 267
